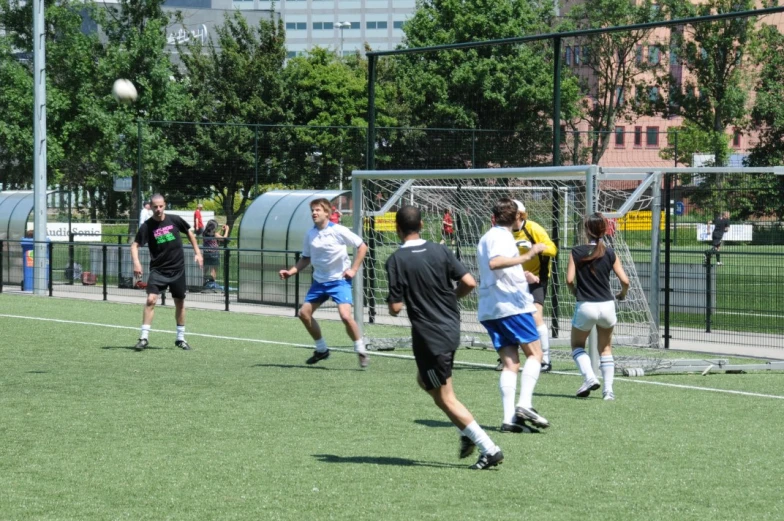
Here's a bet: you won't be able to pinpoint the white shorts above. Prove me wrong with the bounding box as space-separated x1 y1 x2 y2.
572 301 617 331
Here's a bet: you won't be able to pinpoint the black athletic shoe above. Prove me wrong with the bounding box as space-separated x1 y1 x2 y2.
306 349 330 365
541 361 552 373
515 406 550 429
134 338 148 351
175 340 192 351
470 450 504 470
495 358 503 371
502 421 540 434
458 435 476 459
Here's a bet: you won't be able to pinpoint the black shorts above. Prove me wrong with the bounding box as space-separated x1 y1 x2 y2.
712 239 722 248
528 281 547 306
203 252 220 267
146 271 187 299
414 349 455 391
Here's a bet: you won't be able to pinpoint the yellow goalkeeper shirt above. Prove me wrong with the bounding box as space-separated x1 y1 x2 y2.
512 220 558 277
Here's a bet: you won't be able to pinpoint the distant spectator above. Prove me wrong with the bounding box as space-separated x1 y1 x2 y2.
194 204 204 235
329 206 342 224
441 208 455 245
139 202 153 226
709 211 730 266
202 219 229 288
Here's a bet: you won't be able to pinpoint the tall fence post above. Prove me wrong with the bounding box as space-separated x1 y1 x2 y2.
704 250 713 333
663 173 672 349
47 241 53 296
552 36 562 167
0 239 3 293
223 247 230 312
294 252 300 316
102 245 108 301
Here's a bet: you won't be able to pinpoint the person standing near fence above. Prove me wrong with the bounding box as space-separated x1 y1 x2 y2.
202 219 229 290
279 198 370 368
131 194 203 351
478 198 550 432
193 204 204 236
566 213 629 400
385 205 503 470
139 202 153 227
709 211 730 266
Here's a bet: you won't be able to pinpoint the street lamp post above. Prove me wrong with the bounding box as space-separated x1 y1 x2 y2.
336 21 351 57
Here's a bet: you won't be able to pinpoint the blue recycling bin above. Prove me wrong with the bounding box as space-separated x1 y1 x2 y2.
21 238 50 291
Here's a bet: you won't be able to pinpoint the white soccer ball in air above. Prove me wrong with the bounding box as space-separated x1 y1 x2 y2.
516 240 533 253
112 79 138 104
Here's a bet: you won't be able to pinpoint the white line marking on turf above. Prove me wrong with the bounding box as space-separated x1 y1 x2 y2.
2 313 783 400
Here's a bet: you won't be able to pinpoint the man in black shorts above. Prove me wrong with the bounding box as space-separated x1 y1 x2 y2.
709 211 730 266
385 206 503 470
131 194 203 351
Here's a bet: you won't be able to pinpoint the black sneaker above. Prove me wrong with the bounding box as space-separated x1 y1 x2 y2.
515 406 550 429
134 338 148 351
458 435 476 459
306 349 330 365
470 450 504 470
495 358 503 371
175 340 192 351
502 421 540 434
541 361 552 373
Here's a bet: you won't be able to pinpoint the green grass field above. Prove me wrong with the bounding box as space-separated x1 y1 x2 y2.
2 294 784 520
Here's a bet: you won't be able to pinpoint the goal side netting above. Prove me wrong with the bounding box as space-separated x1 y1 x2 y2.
351 166 663 371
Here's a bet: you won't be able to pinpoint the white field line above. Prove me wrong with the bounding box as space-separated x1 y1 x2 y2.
2 313 783 400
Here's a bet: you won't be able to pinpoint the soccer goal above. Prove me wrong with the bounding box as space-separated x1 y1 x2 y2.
350 165 665 372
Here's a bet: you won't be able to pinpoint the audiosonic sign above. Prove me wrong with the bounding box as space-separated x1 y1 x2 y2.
26 223 102 242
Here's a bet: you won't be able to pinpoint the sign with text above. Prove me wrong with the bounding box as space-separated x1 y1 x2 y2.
27 223 103 242
697 224 753 242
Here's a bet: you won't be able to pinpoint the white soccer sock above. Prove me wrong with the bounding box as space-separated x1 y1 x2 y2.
140 324 151 341
600 355 615 393
353 339 367 354
462 421 499 456
315 338 328 353
572 348 596 380
537 324 551 364
176 325 185 342
517 357 541 409
499 370 518 424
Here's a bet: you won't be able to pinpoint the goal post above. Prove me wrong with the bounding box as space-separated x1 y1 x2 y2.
351 164 663 370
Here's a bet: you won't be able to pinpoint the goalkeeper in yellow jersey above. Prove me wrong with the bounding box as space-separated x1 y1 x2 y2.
504 199 558 372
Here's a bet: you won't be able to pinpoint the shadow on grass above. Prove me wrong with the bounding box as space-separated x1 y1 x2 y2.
413 419 453 429
101 345 164 351
313 454 464 469
251 363 355 372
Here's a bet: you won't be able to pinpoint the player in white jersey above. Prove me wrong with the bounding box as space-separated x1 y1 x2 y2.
477 198 550 431
279 198 369 368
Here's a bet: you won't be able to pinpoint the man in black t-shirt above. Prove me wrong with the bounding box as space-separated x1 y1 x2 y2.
131 194 203 351
385 206 503 470
709 211 731 266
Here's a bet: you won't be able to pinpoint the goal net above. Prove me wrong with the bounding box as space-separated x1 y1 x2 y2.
351 165 663 371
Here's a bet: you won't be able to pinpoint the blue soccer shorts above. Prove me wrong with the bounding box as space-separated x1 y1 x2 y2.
304 279 353 305
480 313 540 350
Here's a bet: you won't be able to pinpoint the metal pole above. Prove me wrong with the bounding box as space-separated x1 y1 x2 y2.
102 244 108 301
366 55 377 171
650 172 662 331
33 0 48 296
254 126 259 196
552 36 562 167
352 176 364 333
663 173 672 348
136 120 143 234
224 247 230 312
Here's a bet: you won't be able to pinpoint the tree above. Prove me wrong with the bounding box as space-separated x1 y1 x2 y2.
172 11 288 230
390 0 581 168
564 0 664 164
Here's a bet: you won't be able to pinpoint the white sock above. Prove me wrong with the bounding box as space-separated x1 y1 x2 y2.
140 324 151 340
600 355 615 393
353 339 366 354
176 325 185 342
499 370 517 424
572 348 596 380
315 338 328 352
462 421 499 456
517 357 541 409
537 324 550 364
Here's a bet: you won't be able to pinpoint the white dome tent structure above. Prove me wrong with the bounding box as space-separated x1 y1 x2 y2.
238 190 349 308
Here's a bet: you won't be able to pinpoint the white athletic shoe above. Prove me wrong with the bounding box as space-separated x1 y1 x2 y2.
515 406 550 429
576 378 601 398
603 391 615 401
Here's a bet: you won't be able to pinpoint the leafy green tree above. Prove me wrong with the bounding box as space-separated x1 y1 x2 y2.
564 0 664 164
391 0 581 168
171 11 288 230
0 34 34 189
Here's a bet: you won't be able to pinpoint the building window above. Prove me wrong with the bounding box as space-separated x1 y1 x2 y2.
582 45 590 65
285 22 296 30
350 21 360 29
367 21 388 29
313 22 333 30
634 126 643 146
615 86 624 106
646 126 659 147
649 46 660 65
649 86 659 102
286 51 297 58
615 126 625 146
573 46 580 65
393 21 404 29
733 130 742 147
636 45 643 64
367 21 376 29
565 46 572 66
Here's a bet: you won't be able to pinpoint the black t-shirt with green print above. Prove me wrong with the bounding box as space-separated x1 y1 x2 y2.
134 214 191 277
